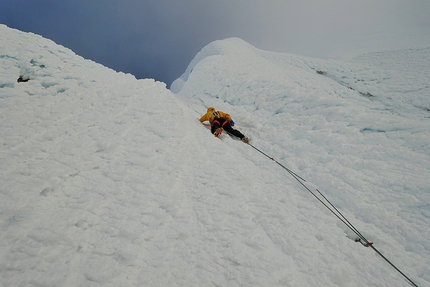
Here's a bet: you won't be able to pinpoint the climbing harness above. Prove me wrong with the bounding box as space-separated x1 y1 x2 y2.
211 118 229 128
245 142 419 287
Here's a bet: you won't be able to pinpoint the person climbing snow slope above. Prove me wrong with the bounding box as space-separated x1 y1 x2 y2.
199 107 249 143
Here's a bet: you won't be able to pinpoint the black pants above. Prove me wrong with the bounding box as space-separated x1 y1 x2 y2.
211 118 245 139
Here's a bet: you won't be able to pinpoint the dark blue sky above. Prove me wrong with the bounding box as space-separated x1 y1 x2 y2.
1 1 429 87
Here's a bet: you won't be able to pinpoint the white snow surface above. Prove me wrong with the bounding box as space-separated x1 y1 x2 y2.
1 24 429 287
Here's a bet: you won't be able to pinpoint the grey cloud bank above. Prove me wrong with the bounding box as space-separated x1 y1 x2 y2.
1 0 429 86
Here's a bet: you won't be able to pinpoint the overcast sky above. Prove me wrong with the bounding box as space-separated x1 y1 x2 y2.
1 0 429 86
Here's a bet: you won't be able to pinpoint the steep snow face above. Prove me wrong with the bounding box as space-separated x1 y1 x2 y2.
0 25 198 286
175 38 430 286
1 25 430 287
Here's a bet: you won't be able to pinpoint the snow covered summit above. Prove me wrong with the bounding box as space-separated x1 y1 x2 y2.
1 25 429 287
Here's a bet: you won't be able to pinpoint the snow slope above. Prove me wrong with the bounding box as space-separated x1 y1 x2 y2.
1 25 429 287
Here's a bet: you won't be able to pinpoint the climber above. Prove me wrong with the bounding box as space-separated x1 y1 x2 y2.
199 107 249 143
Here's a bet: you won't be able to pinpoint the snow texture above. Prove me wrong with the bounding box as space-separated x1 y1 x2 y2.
1 25 429 287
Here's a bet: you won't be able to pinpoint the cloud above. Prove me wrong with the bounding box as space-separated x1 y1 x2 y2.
216 0 430 57
1 0 429 85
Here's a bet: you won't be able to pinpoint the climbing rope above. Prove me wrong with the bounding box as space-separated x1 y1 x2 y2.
246 142 419 287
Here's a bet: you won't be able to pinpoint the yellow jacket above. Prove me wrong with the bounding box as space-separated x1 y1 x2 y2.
199 107 232 124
